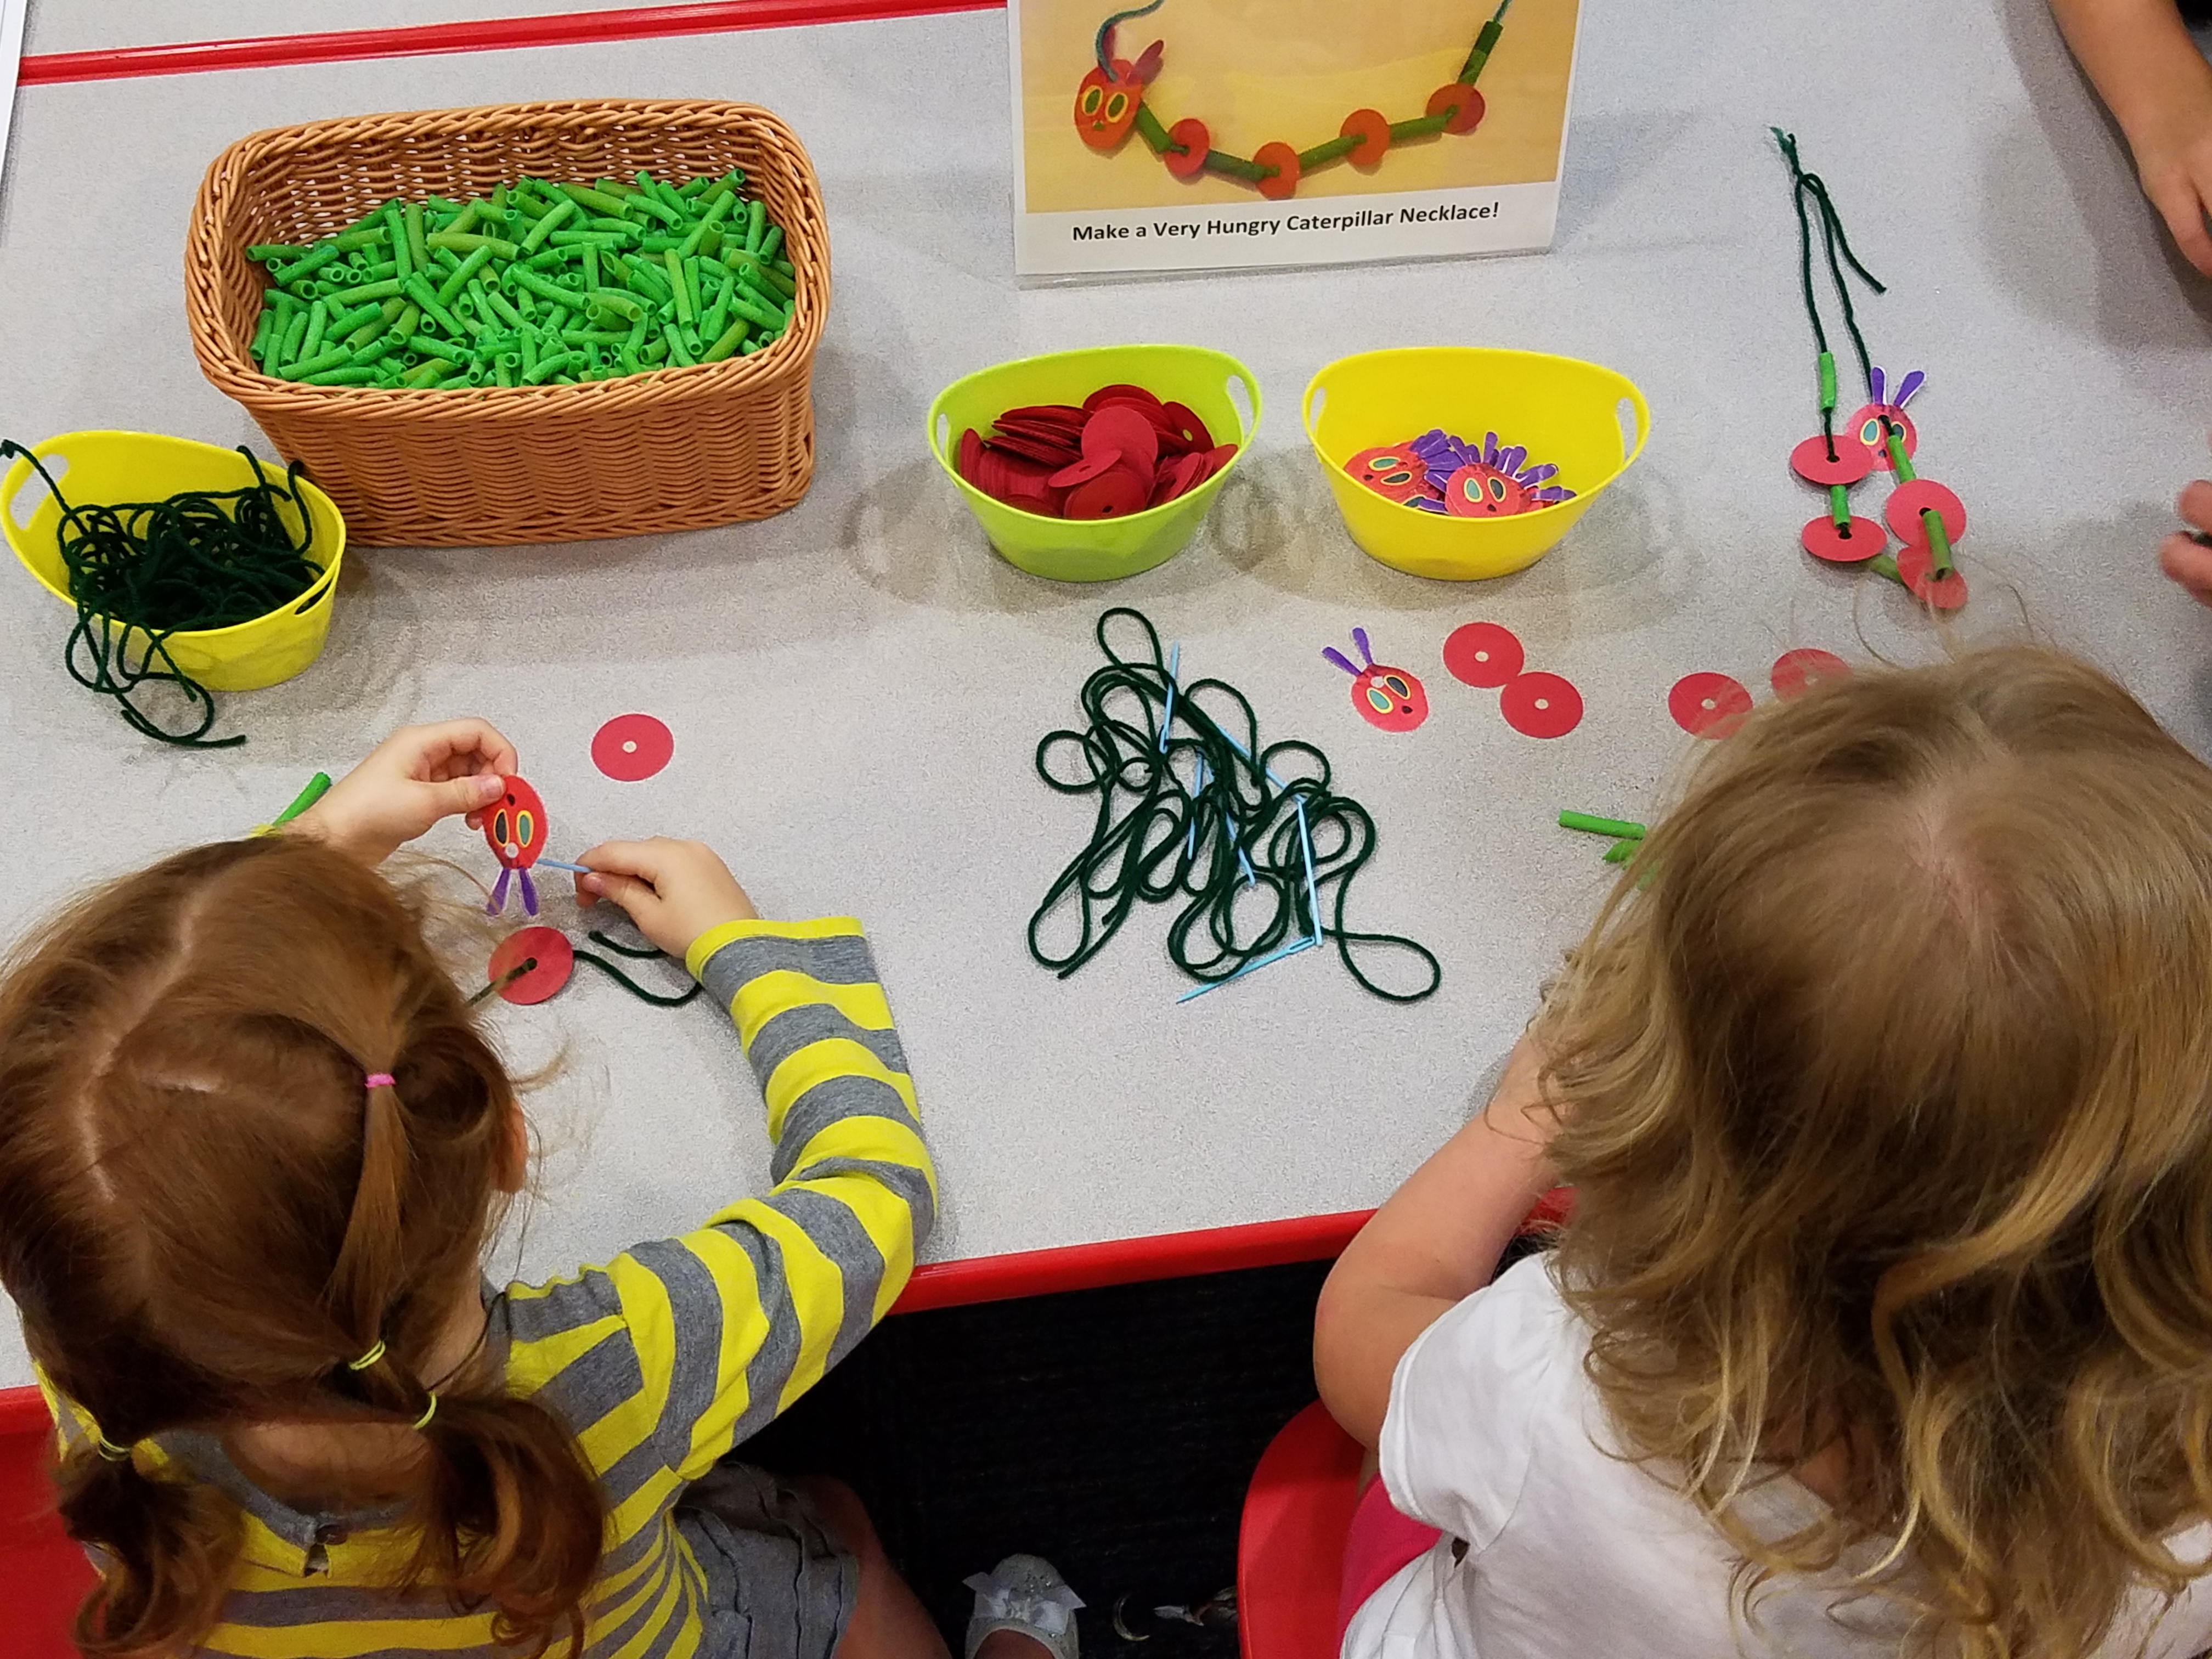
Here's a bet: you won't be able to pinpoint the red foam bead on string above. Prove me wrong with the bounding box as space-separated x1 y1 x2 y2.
1668 672 1754 739
1884 478 1967 546
1165 119 1210 178
1801 514 1886 563
1770 648 1852 701
1254 142 1301 200
1341 108 1391 167
1442 621 1525 689
1427 83 1486 134
487 926 574 1006
1499 671 1583 739
1895 541 1970 611
1790 435 1873 487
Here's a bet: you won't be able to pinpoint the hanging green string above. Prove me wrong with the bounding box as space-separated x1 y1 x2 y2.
575 929 702 1007
1030 607 1441 1004
1771 128 1886 456
0 440 323 748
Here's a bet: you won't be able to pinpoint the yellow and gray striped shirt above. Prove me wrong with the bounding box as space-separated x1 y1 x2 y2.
49 917 934 1659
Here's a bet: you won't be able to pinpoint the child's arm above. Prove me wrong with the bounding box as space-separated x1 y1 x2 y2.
1314 1035 1558 1448
286 718 517 863
2050 0 2212 272
499 839 935 1484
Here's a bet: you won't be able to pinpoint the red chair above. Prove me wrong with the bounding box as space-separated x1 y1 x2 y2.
0 1385 93 1658
1236 1400 1365 1659
1236 1189 1576 1659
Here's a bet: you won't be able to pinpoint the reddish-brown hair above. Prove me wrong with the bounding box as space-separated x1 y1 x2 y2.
0 835 602 1656
1538 646 2212 1656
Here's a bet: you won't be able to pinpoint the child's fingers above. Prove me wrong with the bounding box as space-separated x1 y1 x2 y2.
407 718 521 782
2158 531 2212 608
2180 478 2212 534
573 838 672 884
578 868 661 920
2150 174 2212 275
430 773 505 821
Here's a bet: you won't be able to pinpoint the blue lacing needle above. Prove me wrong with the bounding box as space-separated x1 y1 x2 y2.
535 856 594 874
1177 935 1316 1003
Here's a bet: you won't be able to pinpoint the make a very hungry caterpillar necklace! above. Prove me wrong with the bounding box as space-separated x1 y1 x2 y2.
1073 0 1521 201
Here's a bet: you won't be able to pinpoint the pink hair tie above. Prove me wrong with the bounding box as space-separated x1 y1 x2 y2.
364 1073 396 1090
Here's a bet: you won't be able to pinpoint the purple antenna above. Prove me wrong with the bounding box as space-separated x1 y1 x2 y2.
1500 445 1526 476
1351 627 1374 667
1895 369 1925 408
518 870 540 917
1483 432 1500 466
486 868 512 916
1868 365 1886 407
1322 646 1359 677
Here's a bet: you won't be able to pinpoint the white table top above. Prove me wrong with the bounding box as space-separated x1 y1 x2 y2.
2 0 2209 1391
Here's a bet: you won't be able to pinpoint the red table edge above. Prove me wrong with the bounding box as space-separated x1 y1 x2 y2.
0 1190 1574 1429
19 0 1007 85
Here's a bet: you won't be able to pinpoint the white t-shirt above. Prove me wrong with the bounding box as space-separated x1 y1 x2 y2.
1344 1254 2212 1659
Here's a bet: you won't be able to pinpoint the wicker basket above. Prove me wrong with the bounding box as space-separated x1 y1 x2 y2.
184 100 830 546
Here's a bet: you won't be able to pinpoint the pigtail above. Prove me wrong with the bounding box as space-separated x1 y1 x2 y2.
58 1443 241 1657
328 1072 410 1344
411 1390 602 1655
333 1065 602 1655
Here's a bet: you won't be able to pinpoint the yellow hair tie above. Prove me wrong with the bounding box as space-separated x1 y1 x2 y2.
93 1435 132 1463
412 1393 439 1431
346 1340 386 1372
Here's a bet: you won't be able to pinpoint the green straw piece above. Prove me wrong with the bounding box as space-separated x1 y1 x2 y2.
702 317 751 362
1559 810 1646 839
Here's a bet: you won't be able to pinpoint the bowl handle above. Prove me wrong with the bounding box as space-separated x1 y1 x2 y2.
1616 385 1651 468
2 439 64 536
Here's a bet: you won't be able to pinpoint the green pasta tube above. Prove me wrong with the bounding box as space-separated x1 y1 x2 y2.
437 245 494 306
239 171 793 394
702 317 751 362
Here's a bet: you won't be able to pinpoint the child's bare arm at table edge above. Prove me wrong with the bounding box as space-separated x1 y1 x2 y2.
1314 1034 1560 1449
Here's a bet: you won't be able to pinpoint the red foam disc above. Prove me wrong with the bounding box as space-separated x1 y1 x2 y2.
1427 83 1486 134
1442 621 1525 689
1895 541 1970 611
1082 405 1160 474
1790 435 1872 487
1065 467 1151 520
1770 648 1852 701
1084 383 1161 413
1801 514 1886 563
487 927 574 1006
1341 107 1391 167
1166 119 1210 178
1254 142 1301 200
956 427 983 483
592 713 674 781
1160 402 1213 452
1049 451 1121 488
1668 671 1754 738
1499 670 1583 739
1884 478 1967 546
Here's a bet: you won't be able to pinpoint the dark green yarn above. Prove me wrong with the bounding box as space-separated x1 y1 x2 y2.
1 439 321 748
1030 607 1441 1003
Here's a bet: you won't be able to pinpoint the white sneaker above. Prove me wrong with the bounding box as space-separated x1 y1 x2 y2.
963 1554 1085 1659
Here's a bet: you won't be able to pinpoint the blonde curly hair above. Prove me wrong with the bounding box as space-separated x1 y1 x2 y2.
1537 645 2212 1657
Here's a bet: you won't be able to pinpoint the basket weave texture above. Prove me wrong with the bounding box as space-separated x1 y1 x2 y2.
184 100 830 547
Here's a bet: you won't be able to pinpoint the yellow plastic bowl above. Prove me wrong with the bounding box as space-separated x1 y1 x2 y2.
1305 348 1649 580
929 345 1261 582
4 430 345 692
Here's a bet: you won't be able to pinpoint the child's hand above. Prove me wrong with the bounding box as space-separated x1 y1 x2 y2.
574 838 758 959
291 719 518 865
2159 476 2212 608
2129 94 2212 274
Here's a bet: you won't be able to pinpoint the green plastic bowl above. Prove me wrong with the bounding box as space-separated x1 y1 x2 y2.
928 344 1261 582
